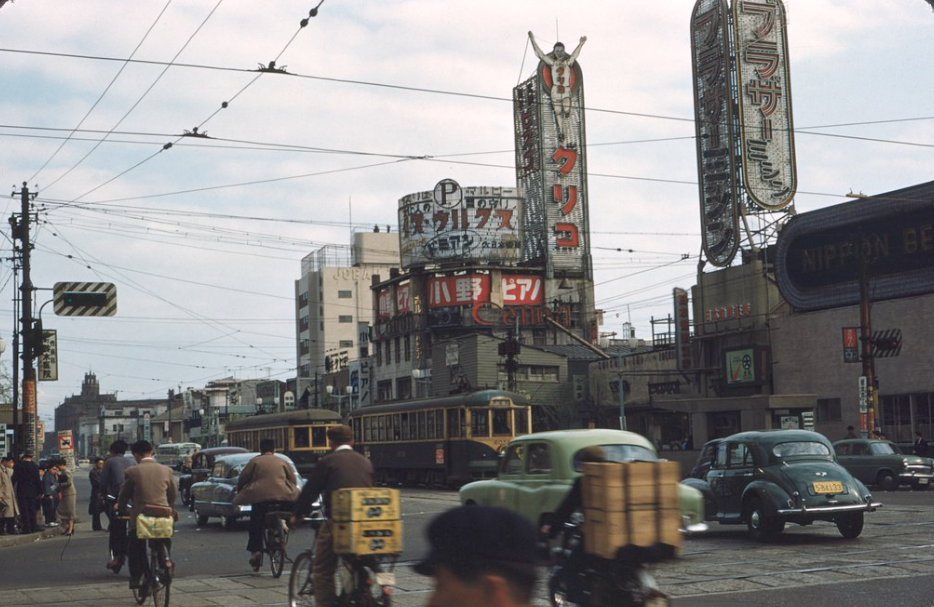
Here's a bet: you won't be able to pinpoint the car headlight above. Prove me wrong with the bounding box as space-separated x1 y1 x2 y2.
238 504 252 513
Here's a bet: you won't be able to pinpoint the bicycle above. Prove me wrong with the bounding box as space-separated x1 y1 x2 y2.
288 516 396 607
251 507 292 578
132 537 173 607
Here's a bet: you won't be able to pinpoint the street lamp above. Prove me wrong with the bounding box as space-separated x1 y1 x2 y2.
326 385 352 419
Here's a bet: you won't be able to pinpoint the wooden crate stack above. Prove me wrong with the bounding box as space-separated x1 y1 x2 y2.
331 488 403 555
581 461 682 559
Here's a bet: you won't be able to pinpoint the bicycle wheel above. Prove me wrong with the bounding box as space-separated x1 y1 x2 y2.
288 551 315 607
132 585 148 605
151 574 170 607
358 562 392 607
269 526 286 578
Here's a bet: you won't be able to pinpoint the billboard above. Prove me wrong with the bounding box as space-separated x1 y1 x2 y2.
733 0 797 209
427 275 491 309
398 179 522 269
691 0 740 267
775 194 934 310
515 33 591 274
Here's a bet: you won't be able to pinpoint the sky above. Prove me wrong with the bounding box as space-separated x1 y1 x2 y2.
0 0 932 428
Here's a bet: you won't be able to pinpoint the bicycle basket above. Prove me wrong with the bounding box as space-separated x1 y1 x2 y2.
137 514 174 539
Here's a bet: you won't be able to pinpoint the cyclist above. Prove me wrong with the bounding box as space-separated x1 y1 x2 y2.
116 440 177 590
233 437 301 569
102 439 135 572
415 505 540 607
292 424 374 607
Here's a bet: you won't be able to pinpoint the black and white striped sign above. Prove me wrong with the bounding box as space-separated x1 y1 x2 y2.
53 282 117 317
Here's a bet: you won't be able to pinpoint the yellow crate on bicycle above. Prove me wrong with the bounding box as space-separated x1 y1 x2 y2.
332 519 403 555
331 488 400 522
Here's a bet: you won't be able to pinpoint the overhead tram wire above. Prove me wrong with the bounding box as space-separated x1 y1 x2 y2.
67 2 328 204
49 0 228 197
28 0 176 187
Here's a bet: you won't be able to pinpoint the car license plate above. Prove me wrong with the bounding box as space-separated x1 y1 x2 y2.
375 572 395 586
920 478 930 485
813 481 843 494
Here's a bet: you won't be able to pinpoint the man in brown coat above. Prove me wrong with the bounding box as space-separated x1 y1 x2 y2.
234 438 301 569
293 425 374 606
117 440 177 589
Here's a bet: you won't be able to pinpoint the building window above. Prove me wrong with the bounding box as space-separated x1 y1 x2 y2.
338 315 353 323
394 338 401 363
816 398 842 422
385 341 392 365
339 340 353 348
376 343 382 366
338 290 352 298
404 335 411 361
397 377 412 400
377 380 393 402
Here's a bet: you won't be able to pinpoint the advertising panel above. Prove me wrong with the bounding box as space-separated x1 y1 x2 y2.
377 289 393 319
775 194 934 310
396 283 411 314
427 275 490 309
398 180 522 268
39 329 58 382
502 275 543 306
691 0 739 267
733 0 797 209
516 33 591 274
673 288 692 370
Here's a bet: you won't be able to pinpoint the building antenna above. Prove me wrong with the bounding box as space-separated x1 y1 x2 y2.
555 19 559 42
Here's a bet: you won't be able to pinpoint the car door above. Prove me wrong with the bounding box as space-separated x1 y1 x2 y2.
842 442 874 484
709 441 753 519
512 442 555 524
488 443 526 511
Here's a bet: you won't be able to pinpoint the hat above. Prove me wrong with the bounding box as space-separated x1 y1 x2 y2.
327 425 354 443
413 505 540 577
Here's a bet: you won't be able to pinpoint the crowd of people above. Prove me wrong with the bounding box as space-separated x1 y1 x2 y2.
1 429 542 607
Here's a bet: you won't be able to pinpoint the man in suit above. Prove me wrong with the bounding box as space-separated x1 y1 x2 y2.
117 440 177 590
915 432 930 457
293 425 374 607
102 440 136 572
234 438 300 569
12 452 42 534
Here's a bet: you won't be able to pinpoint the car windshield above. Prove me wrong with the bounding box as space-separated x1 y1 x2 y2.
572 444 658 472
870 442 898 455
772 441 831 458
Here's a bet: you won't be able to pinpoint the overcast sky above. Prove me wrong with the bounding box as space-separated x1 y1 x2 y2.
0 0 932 428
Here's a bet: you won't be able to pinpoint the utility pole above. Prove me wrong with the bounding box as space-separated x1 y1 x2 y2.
10 183 38 456
859 264 876 438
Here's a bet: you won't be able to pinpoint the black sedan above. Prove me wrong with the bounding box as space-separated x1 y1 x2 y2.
682 429 880 541
191 452 304 529
179 446 248 509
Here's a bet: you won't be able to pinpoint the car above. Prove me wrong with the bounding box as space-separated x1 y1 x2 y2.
76 458 90 467
178 446 249 509
687 439 722 480
190 452 305 529
458 429 707 531
682 429 880 541
833 438 934 491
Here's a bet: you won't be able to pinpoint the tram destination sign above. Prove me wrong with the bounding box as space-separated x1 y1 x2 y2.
776 194 934 311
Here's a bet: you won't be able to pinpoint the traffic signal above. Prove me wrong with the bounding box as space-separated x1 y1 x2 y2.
28 320 44 359
62 291 108 307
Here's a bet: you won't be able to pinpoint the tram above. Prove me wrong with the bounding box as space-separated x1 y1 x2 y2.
348 389 538 486
225 408 342 476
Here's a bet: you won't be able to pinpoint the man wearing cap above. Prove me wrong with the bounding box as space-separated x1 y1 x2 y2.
415 505 540 607
293 425 373 607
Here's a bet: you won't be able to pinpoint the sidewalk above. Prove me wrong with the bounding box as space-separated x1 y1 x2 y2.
0 523 64 548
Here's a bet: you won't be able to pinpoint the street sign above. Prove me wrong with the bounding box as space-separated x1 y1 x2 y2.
801 411 815 432
38 329 58 381
842 327 860 363
0 423 7 455
53 282 117 316
858 376 868 413
871 328 902 358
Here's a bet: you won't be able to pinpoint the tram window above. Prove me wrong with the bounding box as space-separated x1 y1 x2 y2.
401 413 410 439
471 408 489 437
312 426 327 447
447 409 460 438
364 417 372 442
392 414 401 440
418 411 427 439
436 410 444 438
492 409 512 436
293 427 310 449
378 416 386 442
426 411 436 439
409 413 418 439
515 409 529 435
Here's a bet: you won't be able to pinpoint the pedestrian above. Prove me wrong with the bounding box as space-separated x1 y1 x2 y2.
41 461 60 527
56 459 76 536
915 432 930 457
0 456 20 535
88 456 105 531
844 426 858 439
12 452 42 534
101 440 136 572
415 505 540 607
292 425 374 607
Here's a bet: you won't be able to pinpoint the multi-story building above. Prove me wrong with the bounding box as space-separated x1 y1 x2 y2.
294 230 399 408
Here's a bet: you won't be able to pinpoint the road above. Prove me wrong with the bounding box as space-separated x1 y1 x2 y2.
2 468 934 607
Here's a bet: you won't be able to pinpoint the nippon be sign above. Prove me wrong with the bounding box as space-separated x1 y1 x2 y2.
54 282 117 317
842 327 859 363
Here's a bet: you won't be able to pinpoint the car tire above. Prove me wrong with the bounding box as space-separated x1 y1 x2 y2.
221 515 237 530
876 470 898 491
181 488 191 507
745 498 782 542
836 511 864 539
196 513 209 526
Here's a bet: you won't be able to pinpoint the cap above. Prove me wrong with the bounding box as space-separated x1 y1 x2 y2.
327 425 354 443
413 505 540 577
